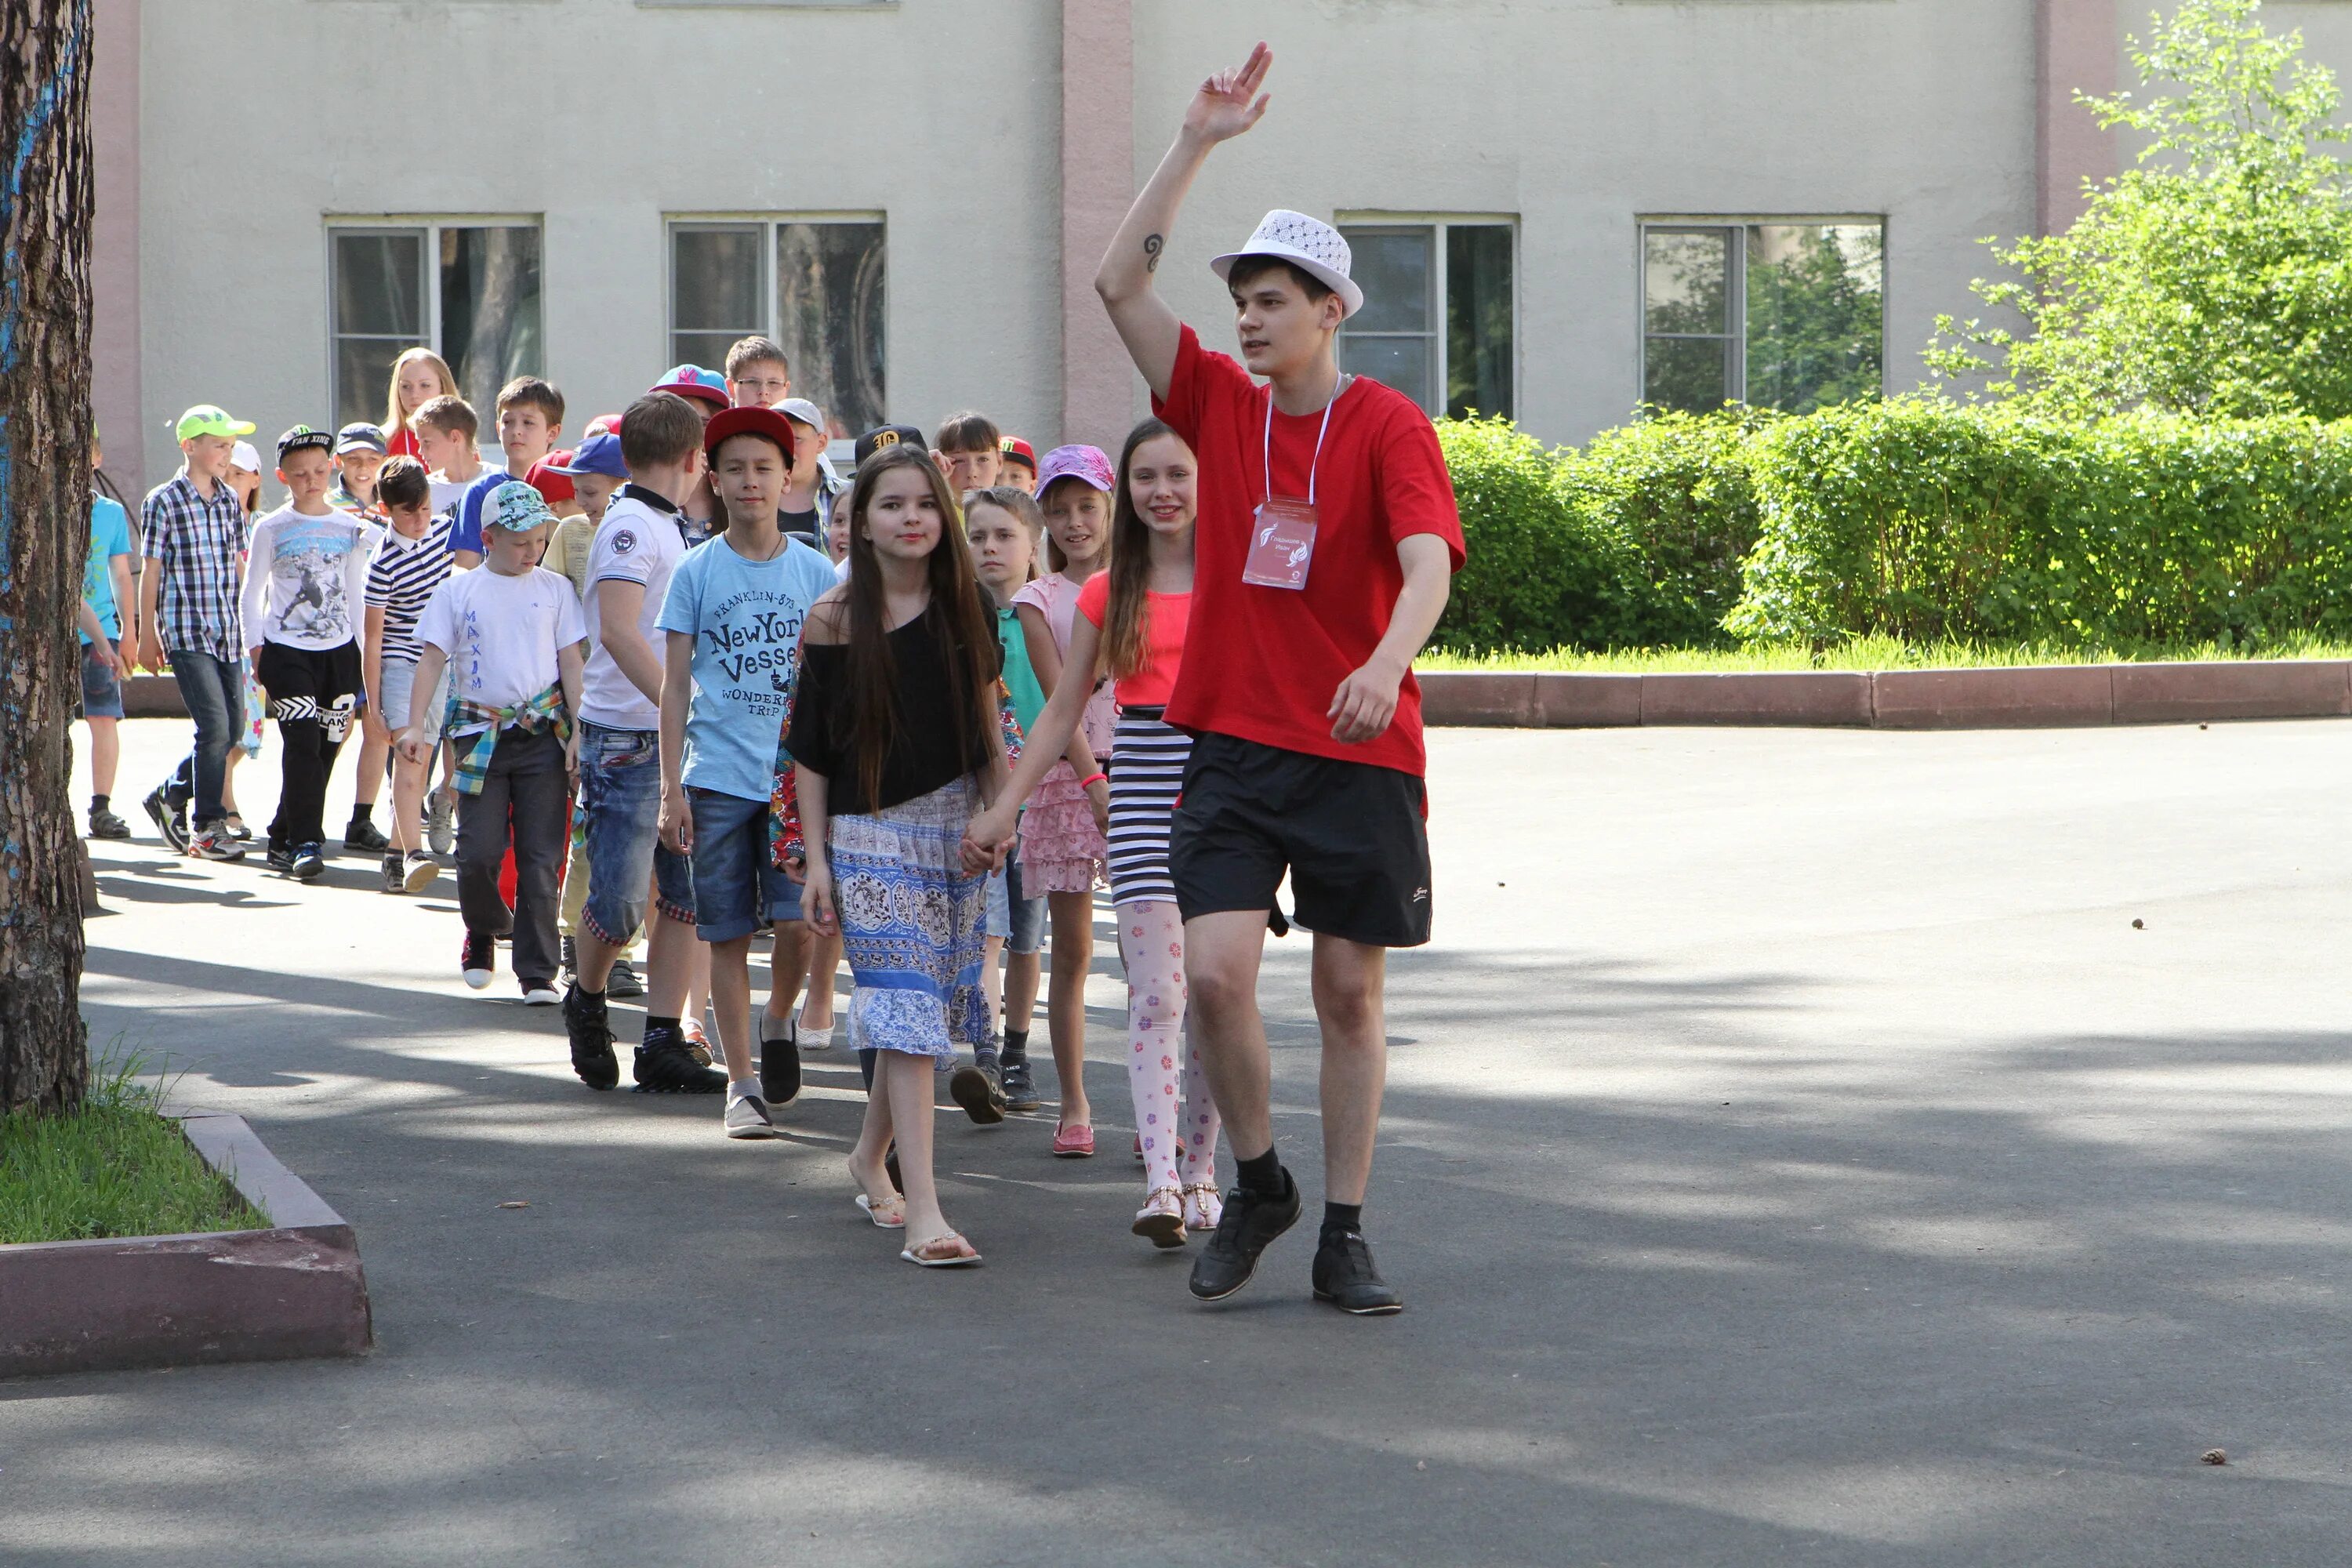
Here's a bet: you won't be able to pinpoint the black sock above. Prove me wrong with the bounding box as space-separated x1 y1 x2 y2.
1236 1148 1287 1200
1321 1201 1363 1244
643 1014 681 1047
92 793 107 813
350 804 374 825
859 1047 878 1091
1000 1028 1029 1064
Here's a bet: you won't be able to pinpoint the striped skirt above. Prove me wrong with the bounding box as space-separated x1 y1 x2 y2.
1106 708 1191 906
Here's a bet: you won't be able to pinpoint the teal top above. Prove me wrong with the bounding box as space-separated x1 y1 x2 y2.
996 601 1047 733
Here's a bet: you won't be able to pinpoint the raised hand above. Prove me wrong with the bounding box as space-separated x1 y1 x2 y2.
1182 41 1272 145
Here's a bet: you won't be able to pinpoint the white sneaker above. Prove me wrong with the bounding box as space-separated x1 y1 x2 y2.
426 793 456 857
521 983 560 1007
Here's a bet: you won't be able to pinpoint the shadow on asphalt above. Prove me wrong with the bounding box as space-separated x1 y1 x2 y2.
19 935 2350 1565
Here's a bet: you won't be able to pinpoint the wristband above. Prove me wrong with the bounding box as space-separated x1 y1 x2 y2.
1080 771 1109 789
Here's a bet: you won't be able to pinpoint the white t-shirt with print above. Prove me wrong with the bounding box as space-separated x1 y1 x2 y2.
414 564 586 710
579 489 690 731
239 503 376 652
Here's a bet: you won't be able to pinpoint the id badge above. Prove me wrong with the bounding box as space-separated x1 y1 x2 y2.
1243 496 1319 590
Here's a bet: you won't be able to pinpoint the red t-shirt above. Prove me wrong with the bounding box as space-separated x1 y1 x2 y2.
387 425 422 459
1076 570 1190 709
1152 325 1465 777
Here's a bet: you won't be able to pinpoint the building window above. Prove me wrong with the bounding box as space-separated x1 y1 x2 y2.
1335 220 1515 421
670 218 886 438
1641 220 1884 416
330 220 543 429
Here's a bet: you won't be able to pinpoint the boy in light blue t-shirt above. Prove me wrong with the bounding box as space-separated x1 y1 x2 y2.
657 405 840 1139
82 431 136 840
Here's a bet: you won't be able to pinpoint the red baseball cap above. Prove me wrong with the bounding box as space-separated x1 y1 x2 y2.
1000 436 1036 471
525 453 576 504
583 412 623 438
702 405 797 469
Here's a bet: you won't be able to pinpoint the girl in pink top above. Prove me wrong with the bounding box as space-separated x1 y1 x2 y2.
970 420 1221 1242
1010 445 1117 1156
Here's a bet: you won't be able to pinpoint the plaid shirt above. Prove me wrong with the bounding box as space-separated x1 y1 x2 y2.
143 470 249 662
445 683 571 795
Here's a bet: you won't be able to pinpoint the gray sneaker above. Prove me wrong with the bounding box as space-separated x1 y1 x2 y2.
607 958 645 998
1000 1056 1042 1112
724 1092 783 1140
426 792 456 857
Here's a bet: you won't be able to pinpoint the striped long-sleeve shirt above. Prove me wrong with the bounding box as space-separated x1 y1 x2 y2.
141 470 250 662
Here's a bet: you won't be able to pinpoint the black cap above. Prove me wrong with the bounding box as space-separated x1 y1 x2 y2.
276 424 336 461
334 422 388 456
853 424 928 468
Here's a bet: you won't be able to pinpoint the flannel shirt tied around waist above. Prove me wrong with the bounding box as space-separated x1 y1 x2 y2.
445 683 571 796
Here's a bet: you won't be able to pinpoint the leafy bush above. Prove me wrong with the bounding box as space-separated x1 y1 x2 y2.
1434 411 1766 652
1727 397 2352 648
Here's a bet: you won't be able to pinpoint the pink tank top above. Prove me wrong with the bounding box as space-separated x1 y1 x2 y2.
1012 571 1117 755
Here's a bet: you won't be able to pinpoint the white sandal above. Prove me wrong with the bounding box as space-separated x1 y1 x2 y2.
1181 1181 1224 1232
1132 1185 1187 1250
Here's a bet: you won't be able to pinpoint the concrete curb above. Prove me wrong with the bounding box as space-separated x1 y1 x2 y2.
1421 661 2352 730
0 1108 372 1380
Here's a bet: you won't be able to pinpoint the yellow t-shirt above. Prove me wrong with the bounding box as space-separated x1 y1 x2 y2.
547 516 597 602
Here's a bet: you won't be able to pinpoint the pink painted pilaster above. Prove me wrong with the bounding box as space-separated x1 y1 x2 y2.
2038 0 2118 235
1060 0 1133 450
92 0 142 499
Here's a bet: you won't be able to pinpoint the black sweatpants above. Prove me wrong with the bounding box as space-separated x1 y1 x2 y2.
255 640 361 851
456 727 568 986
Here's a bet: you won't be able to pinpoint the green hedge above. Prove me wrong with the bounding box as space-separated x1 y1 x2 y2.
1436 401 2352 654
1435 411 1765 652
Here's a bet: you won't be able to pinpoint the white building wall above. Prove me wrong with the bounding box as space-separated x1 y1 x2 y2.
1134 0 2042 446
137 0 1062 487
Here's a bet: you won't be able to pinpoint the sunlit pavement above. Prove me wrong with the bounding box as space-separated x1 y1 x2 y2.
6 715 2351 1566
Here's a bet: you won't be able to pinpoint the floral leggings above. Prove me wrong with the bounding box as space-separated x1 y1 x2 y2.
1118 898 1221 1195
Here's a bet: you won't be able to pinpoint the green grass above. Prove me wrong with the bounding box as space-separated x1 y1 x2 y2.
1419 633 2352 673
0 1053 266 1246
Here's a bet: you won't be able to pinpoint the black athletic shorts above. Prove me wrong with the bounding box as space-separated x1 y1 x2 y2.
1169 730 1433 949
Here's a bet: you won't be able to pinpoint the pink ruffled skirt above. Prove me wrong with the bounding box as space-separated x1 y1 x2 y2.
1018 760 1106 894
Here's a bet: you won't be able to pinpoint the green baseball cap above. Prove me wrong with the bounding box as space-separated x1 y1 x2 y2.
176 405 256 441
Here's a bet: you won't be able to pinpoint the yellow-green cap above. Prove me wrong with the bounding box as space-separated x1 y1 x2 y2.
176 405 256 441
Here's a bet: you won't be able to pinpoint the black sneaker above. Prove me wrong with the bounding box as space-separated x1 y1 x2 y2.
290 842 326 881
380 852 405 893
460 931 495 990
143 786 191 854
760 1022 802 1105
1188 1171 1301 1303
1000 1056 1042 1112
1312 1230 1404 1316
607 958 645 999
560 935 577 982
949 1058 1007 1125
88 805 131 840
343 817 390 852
634 1029 727 1094
563 983 619 1091
264 842 298 874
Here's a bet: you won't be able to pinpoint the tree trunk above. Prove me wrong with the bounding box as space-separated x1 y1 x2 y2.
0 2 94 1116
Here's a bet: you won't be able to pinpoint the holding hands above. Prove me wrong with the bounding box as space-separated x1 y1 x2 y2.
959 804 1018 877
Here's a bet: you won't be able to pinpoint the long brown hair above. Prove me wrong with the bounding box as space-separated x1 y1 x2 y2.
1100 418 1191 683
841 446 1000 808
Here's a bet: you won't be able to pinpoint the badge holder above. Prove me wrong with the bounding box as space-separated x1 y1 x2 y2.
1243 497 1319 590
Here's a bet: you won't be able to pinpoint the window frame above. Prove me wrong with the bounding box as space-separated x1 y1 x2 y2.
665 211 887 452
325 214 543 430
1637 214 1888 412
1334 212 1519 421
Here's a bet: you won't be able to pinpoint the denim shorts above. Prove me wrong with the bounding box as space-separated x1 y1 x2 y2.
688 785 803 943
577 722 696 945
79 639 124 720
984 852 1045 953
378 655 450 745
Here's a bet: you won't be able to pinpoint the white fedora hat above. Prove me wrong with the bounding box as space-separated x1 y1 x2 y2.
1210 209 1365 320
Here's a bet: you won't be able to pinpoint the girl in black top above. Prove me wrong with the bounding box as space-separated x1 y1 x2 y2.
787 445 1009 1268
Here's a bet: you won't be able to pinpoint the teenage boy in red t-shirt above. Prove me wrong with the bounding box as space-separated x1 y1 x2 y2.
1092 42 1463 1316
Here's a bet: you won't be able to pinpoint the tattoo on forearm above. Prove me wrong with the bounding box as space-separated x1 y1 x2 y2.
1143 233 1163 272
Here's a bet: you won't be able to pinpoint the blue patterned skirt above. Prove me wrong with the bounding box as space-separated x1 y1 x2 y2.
831 777 989 1059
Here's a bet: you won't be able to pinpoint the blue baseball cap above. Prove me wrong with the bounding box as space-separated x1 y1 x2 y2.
649 364 729 409
553 431 628 479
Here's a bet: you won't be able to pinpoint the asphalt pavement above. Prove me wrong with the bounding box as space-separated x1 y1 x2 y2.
5 715 2352 1566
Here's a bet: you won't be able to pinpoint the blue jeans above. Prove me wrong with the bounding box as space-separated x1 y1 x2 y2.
687 786 804 943
985 853 1046 953
575 722 695 946
166 649 241 827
